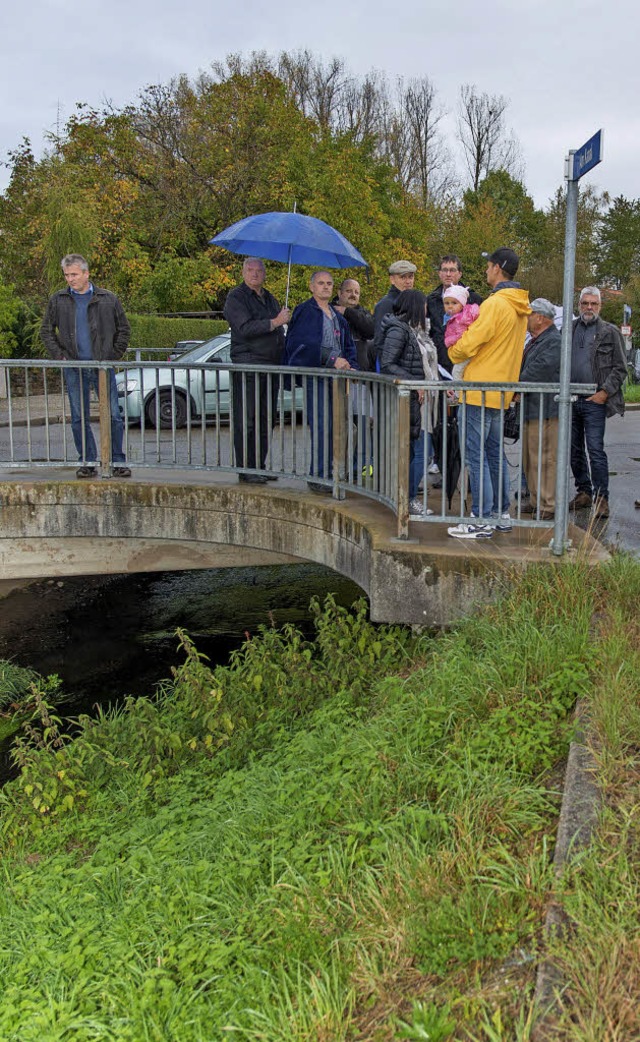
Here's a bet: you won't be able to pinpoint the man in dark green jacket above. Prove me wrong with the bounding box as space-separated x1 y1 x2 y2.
569 286 627 518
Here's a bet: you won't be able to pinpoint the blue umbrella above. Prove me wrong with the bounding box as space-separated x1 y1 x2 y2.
210 210 367 306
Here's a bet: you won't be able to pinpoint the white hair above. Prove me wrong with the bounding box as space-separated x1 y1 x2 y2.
579 286 601 302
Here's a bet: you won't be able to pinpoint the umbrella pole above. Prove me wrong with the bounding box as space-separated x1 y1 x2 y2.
285 245 292 310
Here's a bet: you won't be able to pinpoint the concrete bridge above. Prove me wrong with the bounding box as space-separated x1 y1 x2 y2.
0 472 607 627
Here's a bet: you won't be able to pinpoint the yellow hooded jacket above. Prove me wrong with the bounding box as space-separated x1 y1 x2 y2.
448 286 531 408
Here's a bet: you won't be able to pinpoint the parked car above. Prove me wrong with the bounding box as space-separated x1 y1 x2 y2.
116 332 302 429
167 339 205 361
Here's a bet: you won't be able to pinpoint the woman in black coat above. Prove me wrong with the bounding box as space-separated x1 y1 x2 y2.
380 290 434 510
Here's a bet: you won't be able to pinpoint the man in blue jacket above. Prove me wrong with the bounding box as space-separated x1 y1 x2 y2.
285 271 358 492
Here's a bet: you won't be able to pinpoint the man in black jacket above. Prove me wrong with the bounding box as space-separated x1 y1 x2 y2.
333 278 376 474
373 260 417 360
519 299 562 519
223 258 290 484
426 255 483 372
332 279 375 371
40 253 131 479
569 286 627 518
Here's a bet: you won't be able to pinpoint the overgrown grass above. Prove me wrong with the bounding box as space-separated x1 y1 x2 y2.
0 563 637 1040
624 379 640 403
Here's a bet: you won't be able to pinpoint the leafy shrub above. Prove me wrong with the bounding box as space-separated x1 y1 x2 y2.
127 315 227 351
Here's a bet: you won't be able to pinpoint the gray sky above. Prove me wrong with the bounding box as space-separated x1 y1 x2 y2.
1 0 635 209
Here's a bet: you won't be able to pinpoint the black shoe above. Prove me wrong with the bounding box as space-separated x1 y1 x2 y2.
265 475 278 481
76 466 97 479
307 481 329 495
112 466 131 478
239 474 269 485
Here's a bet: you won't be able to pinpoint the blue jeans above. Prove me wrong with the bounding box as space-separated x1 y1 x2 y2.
409 431 425 498
571 397 608 500
64 368 125 464
307 378 332 479
464 405 511 517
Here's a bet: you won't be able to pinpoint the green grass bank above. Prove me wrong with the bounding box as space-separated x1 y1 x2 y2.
0 558 638 1041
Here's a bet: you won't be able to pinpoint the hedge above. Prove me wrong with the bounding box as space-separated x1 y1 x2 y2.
128 315 228 350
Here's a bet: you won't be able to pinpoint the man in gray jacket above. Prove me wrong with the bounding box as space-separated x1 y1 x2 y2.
40 254 131 479
569 286 627 518
519 299 562 519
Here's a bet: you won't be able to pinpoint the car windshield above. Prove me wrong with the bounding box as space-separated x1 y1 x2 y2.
179 334 229 363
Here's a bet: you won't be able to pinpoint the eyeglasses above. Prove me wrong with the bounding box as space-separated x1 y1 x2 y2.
440 267 459 274
580 300 600 309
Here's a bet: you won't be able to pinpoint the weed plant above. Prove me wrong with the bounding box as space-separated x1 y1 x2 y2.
0 564 636 1040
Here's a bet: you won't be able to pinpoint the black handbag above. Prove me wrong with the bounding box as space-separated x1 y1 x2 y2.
503 401 520 442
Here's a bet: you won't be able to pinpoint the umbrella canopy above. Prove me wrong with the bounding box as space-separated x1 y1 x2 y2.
210 211 367 269
431 406 462 509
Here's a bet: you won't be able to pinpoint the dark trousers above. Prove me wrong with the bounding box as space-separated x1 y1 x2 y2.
231 370 278 470
571 398 608 501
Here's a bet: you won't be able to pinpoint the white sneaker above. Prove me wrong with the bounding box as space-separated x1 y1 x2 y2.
492 513 513 532
409 498 434 515
428 462 440 474
447 522 493 539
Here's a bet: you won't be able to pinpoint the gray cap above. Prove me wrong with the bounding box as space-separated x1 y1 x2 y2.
389 259 417 275
529 297 556 320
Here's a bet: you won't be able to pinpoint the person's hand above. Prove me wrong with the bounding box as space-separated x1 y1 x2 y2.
272 307 291 329
417 389 425 404
334 357 351 371
513 393 520 404
446 388 457 402
587 389 608 405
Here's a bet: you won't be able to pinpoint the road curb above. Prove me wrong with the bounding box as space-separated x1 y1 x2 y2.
532 700 600 1038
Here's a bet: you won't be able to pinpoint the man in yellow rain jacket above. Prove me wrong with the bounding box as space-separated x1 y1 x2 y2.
447 248 531 539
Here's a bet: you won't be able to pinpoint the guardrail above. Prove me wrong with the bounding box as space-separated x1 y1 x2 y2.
0 359 596 552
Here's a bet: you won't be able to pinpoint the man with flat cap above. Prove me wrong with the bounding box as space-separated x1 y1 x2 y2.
373 260 417 360
447 247 530 539
519 298 562 520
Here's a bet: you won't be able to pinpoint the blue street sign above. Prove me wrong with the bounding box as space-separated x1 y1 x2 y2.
572 129 603 180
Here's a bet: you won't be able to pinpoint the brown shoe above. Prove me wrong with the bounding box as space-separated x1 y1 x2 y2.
593 498 609 519
569 492 592 510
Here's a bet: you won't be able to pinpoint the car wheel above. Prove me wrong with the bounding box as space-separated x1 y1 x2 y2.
145 390 189 429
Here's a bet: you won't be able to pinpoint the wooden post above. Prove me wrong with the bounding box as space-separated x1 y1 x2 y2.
396 388 411 539
332 376 348 500
98 368 112 477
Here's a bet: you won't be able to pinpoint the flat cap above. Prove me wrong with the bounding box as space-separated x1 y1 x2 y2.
529 297 556 319
389 260 417 275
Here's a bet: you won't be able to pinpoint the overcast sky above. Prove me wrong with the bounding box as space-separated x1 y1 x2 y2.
1 0 635 210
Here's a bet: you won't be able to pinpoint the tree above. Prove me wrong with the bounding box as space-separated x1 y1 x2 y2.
596 195 640 288
457 85 522 191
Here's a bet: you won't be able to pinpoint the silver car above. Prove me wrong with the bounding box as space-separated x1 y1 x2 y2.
116 333 300 429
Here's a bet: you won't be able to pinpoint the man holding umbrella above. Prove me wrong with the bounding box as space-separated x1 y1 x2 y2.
223 257 290 483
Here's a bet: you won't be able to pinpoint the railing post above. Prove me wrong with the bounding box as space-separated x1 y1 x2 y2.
396 387 411 539
98 367 112 477
332 375 348 499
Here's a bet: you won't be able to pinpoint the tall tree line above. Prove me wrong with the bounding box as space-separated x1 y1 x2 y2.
0 49 636 354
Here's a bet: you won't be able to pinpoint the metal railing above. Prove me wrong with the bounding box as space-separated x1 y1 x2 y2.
0 359 596 553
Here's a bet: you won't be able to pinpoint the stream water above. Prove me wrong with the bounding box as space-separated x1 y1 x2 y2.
0 564 364 779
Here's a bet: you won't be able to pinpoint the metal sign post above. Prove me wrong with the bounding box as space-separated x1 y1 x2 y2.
551 130 603 556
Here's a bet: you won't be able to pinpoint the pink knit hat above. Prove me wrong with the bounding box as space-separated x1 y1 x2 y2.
442 284 469 306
